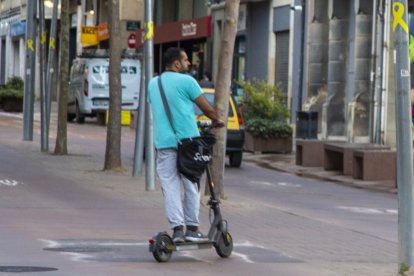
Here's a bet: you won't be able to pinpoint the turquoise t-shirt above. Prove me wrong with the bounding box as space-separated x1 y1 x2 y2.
148 72 203 149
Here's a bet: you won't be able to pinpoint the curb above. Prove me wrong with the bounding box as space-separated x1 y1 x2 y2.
243 153 397 194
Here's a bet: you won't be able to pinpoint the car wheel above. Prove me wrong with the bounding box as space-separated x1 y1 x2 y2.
67 113 76 122
229 151 242 167
75 102 85 124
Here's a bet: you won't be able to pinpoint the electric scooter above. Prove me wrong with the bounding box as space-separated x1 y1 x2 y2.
149 123 233 262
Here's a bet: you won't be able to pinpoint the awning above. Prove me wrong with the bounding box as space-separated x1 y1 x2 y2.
136 16 211 47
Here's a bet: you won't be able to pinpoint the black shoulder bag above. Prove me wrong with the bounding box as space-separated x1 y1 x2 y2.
157 75 216 184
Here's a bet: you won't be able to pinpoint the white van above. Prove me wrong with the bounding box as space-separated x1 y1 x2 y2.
67 52 141 123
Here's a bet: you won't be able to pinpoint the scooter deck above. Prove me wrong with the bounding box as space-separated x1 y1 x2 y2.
169 240 214 251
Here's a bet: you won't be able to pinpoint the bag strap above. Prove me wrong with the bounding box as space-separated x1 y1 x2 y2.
157 75 180 142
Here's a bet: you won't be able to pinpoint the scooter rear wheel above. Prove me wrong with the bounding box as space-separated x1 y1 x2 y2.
215 232 233 258
152 233 173 262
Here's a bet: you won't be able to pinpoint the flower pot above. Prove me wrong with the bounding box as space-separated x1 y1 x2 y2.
244 131 292 153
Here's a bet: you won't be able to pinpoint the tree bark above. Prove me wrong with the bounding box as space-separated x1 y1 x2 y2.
104 0 122 171
209 0 240 198
54 0 69 155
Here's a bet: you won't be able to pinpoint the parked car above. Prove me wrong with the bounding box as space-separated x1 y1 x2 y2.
67 50 141 123
194 88 245 167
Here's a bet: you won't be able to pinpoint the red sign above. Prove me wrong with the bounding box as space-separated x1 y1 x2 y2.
128 33 137 48
136 16 211 47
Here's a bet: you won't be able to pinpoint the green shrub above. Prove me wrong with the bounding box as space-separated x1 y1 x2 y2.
245 118 292 139
239 79 292 139
0 88 23 111
6 76 24 90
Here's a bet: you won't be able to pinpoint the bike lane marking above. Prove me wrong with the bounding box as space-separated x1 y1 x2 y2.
0 179 20 186
336 206 397 215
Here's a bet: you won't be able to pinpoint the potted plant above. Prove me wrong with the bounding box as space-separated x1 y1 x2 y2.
0 77 24 112
239 79 293 153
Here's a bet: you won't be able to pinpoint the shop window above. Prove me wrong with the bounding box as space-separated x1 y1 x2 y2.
275 31 289 100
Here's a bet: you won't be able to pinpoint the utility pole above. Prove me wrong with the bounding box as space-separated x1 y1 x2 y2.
133 56 146 177
368 0 378 143
39 0 48 151
210 0 240 198
392 1 414 274
375 0 386 144
46 0 59 145
23 0 37 141
144 0 155 191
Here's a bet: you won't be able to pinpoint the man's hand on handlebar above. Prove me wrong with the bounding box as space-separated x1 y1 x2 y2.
212 119 225 128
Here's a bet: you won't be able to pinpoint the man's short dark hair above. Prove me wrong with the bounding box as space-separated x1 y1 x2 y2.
164 47 184 68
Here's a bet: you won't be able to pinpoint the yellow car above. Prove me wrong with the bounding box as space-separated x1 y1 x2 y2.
194 88 245 167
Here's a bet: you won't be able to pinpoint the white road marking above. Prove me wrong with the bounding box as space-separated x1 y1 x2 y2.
336 206 397 215
249 181 273 186
277 182 301 188
0 179 19 186
41 239 273 264
249 181 301 188
231 251 255 263
62 252 92 262
180 251 212 263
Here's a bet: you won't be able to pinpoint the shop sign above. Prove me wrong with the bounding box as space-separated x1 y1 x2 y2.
135 16 211 47
127 21 140 31
97 24 109 41
182 22 197 37
9 21 26 37
81 26 99 46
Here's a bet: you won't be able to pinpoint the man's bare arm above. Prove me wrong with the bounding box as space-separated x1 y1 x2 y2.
194 95 224 127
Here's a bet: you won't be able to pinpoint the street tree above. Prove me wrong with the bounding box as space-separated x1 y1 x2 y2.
54 0 69 155
104 0 122 171
209 0 240 198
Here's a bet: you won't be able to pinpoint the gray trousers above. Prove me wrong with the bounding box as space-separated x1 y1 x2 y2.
156 149 200 229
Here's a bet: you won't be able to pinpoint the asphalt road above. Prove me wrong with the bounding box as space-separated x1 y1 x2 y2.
0 114 398 275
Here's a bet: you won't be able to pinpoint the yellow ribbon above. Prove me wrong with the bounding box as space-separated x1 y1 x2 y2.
393 2 409 33
144 21 154 40
49 37 55 49
27 39 35 52
41 32 46 45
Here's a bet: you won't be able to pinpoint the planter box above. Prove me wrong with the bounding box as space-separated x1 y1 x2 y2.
2 98 23 112
244 131 292 153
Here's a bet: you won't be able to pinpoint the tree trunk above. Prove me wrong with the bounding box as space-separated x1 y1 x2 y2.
54 0 69 155
209 0 240 198
104 0 122 171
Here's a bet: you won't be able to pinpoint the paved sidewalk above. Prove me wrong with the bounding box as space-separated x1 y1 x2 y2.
244 152 397 194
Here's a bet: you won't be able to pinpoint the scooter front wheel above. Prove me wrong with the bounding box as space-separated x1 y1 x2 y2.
214 232 233 258
152 233 173 262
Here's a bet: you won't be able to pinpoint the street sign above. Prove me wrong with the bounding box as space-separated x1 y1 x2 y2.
128 33 137 48
127 21 140 31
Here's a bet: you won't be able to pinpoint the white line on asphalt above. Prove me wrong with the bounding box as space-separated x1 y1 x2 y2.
40 239 147 247
336 206 397 215
62 252 92 262
180 251 212 263
277 182 302 188
249 180 301 188
234 240 264 248
231 252 255 263
249 180 273 186
0 179 19 186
